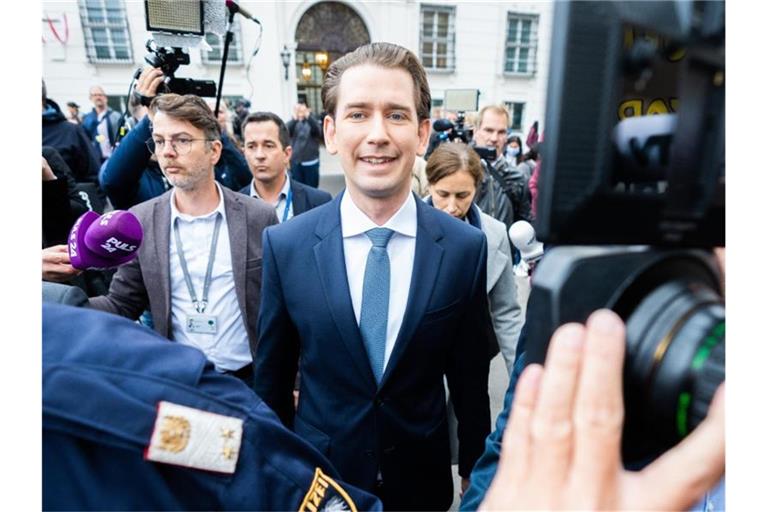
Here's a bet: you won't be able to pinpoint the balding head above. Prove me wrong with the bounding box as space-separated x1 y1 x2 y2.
89 86 108 111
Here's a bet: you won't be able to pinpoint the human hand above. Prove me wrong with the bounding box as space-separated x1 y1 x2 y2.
460 477 470 497
480 309 725 511
136 66 164 98
43 245 81 283
42 156 56 181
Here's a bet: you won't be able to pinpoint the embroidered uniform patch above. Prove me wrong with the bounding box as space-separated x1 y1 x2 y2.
145 401 243 474
299 467 358 512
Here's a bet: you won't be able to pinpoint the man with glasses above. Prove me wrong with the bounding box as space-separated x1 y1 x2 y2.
89 94 278 387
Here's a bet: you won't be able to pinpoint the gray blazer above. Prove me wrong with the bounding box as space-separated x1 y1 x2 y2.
89 187 278 358
478 208 524 371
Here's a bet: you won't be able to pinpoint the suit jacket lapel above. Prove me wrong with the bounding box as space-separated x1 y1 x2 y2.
153 198 172 338
224 189 249 318
313 194 377 387
290 178 308 215
381 198 444 386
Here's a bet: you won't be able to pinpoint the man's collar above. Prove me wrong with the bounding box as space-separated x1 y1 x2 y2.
251 172 290 200
170 182 226 223
341 190 417 239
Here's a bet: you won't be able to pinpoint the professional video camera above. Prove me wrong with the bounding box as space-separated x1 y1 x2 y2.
139 0 228 98
143 40 216 97
427 89 482 158
526 0 724 463
112 0 260 147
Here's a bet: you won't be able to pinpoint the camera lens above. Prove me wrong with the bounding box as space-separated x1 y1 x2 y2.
622 278 725 459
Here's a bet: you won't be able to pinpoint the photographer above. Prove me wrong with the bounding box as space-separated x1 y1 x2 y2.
286 102 322 188
473 106 532 225
99 67 251 210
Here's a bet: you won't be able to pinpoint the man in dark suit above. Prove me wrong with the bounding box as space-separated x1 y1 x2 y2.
253 42 492 510
89 94 278 387
239 111 332 221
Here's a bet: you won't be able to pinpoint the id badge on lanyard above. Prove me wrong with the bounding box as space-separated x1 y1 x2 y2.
175 214 222 335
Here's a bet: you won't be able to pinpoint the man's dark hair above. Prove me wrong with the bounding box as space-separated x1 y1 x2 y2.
241 112 291 149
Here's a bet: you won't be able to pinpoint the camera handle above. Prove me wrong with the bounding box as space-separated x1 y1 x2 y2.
213 9 237 118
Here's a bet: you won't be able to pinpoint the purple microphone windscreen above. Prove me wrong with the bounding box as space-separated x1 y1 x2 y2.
83 210 143 258
68 210 143 270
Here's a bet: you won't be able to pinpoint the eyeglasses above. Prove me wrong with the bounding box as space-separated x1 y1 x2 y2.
145 137 214 156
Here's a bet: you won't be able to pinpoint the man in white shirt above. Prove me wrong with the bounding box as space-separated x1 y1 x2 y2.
82 85 121 163
253 43 493 510
238 111 331 221
90 94 278 386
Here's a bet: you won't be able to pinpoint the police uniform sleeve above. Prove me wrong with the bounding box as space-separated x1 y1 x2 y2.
43 304 381 511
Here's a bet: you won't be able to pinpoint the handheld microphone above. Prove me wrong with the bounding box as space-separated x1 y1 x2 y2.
68 210 143 270
508 220 544 263
226 0 260 22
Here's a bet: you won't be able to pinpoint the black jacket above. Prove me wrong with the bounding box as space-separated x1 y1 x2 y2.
42 147 89 246
484 157 533 223
42 99 101 183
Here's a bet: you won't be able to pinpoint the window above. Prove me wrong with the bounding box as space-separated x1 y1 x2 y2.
202 19 243 65
504 13 539 75
504 101 525 131
79 0 133 63
420 5 456 71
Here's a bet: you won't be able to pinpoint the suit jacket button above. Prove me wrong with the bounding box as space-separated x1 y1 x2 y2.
375 398 383 407
364 449 374 457
383 446 395 455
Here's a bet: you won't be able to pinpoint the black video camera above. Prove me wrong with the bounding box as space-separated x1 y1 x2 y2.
527 0 724 463
427 89 481 158
144 40 217 97
432 112 474 145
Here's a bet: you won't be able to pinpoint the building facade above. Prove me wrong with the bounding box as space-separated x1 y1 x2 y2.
42 0 552 134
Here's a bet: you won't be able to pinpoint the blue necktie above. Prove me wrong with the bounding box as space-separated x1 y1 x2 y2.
359 227 395 384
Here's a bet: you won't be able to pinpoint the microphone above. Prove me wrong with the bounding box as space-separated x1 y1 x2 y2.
68 210 144 270
508 221 544 263
432 118 455 132
226 0 260 22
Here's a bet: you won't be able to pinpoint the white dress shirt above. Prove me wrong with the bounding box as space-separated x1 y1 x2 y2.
96 110 113 159
250 173 293 222
168 183 251 371
341 190 417 371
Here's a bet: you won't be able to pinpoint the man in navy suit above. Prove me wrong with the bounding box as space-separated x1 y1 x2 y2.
239 111 331 222
253 42 493 510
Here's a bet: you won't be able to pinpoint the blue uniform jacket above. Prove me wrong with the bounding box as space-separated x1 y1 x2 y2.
43 304 381 511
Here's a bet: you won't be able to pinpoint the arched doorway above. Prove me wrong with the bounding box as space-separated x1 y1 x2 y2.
294 2 371 114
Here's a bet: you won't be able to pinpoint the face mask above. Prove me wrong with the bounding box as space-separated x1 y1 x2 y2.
506 147 520 158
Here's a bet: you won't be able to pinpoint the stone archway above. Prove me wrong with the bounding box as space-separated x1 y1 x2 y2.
294 2 371 113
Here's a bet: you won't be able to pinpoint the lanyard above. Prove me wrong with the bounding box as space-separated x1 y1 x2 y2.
173 213 222 314
281 186 293 223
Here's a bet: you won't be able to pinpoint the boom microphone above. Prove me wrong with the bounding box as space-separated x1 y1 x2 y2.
226 0 260 22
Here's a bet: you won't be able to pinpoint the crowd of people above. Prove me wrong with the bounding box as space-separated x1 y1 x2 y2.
41 41 724 511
